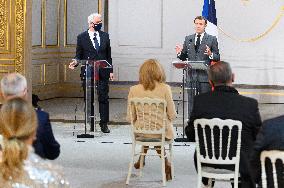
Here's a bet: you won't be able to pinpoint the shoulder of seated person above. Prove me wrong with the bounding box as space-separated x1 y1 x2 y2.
35 108 49 115
237 94 258 105
130 84 143 90
157 83 170 92
164 83 171 89
263 115 284 127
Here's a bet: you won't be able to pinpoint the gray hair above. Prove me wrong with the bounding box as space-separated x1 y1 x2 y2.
208 61 232 85
0 73 27 97
88 13 101 24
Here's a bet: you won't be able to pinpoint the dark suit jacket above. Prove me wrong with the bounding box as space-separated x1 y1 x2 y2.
179 33 220 64
75 30 112 80
185 86 262 186
33 109 60 160
178 33 220 83
250 115 284 187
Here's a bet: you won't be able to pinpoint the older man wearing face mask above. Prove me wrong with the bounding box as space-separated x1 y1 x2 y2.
69 13 113 133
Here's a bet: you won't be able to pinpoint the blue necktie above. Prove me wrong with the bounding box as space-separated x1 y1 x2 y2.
93 33 100 52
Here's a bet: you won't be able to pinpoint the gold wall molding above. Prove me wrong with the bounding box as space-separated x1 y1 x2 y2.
32 64 44 86
32 0 60 48
44 63 60 85
0 0 31 102
15 0 26 73
32 57 61 60
45 0 59 48
63 0 75 48
0 58 15 61
0 63 16 68
32 62 60 86
63 62 80 82
218 6 284 42
45 0 60 47
0 0 9 51
41 0 45 47
32 51 74 55
31 0 43 47
98 0 102 14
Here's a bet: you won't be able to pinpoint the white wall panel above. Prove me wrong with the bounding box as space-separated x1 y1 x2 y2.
66 0 98 45
46 0 59 46
32 0 42 46
117 0 162 48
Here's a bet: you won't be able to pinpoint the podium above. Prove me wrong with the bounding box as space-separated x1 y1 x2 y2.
76 59 112 138
172 60 208 142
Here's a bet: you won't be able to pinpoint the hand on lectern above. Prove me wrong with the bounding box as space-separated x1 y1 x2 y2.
69 59 77 70
175 44 183 55
109 73 114 81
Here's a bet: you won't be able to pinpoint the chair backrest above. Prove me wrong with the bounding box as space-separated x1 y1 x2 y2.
261 150 284 188
194 118 242 165
128 97 167 139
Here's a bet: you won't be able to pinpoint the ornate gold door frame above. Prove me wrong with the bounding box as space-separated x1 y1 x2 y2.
0 0 32 100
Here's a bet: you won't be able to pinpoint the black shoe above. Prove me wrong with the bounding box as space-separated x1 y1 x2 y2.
101 124 110 133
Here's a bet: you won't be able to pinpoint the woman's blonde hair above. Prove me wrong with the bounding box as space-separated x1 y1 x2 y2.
0 98 37 180
139 59 166 90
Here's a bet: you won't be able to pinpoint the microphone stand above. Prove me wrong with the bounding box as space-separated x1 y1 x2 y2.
77 59 94 138
174 67 188 142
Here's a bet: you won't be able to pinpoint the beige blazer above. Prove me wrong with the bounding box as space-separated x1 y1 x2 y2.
127 83 177 139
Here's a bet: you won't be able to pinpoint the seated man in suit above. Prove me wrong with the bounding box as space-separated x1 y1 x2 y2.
251 115 284 188
0 73 60 160
185 61 262 188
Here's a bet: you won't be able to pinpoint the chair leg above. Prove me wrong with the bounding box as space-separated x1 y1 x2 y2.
161 146 166 187
126 143 136 185
169 143 174 179
139 146 145 177
233 176 238 188
197 173 202 188
208 178 213 188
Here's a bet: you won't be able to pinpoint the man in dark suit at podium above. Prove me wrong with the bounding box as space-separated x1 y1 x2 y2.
69 13 113 133
175 16 220 93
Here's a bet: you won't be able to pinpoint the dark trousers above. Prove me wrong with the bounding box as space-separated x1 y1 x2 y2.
187 69 210 116
97 80 109 126
81 66 109 129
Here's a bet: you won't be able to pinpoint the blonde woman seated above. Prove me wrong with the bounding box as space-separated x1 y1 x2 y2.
0 98 69 187
127 59 177 181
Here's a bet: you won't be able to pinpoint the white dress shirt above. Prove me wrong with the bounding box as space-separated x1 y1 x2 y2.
195 32 205 45
88 30 100 50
